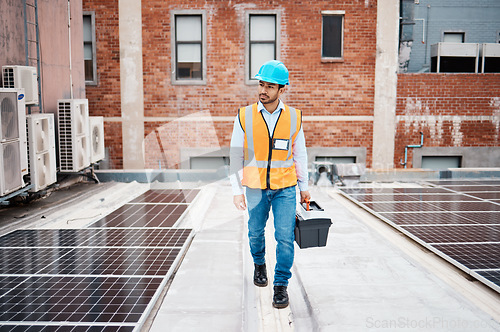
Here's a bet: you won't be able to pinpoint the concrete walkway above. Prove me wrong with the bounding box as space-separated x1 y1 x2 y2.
149 181 500 331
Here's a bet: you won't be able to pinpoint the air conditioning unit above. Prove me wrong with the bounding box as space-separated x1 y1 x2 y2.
0 88 28 196
57 99 90 172
26 113 57 192
430 42 480 73
480 43 500 73
89 116 105 163
2 66 38 105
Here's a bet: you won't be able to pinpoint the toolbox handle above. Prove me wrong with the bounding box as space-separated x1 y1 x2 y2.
301 200 324 211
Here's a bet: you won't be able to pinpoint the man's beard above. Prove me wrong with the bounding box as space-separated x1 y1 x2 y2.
260 94 278 104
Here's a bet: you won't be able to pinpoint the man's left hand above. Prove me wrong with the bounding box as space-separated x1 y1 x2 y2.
300 191 311 204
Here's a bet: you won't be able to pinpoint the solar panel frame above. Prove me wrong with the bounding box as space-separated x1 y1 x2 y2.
431 243 500 270
471 270 500 293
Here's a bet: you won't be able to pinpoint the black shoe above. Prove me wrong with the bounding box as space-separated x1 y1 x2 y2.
272 286 289 309
253 263 268 287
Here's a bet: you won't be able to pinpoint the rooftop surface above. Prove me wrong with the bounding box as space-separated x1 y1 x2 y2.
0 178 499 331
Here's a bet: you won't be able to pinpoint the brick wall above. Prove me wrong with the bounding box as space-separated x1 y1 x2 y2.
85 0 378 168
82 0 121 168
395 73 500 167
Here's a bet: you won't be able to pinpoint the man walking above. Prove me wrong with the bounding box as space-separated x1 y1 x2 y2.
230 60 310 309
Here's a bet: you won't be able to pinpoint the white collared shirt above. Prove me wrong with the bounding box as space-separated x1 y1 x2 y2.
229 100 309 195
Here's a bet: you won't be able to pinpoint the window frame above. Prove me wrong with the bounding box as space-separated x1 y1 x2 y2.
83 11 97 85
245 10 281 85
171 10 207 85
321 10 345 63
442 30 466 43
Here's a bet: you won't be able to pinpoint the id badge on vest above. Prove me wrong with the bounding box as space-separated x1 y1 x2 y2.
273 138 289 151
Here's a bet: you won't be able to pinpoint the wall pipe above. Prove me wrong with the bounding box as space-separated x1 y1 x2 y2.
400 131 424 168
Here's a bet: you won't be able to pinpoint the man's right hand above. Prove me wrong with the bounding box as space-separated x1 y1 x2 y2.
233 194 247 210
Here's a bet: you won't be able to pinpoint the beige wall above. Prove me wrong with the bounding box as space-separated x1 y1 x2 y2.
0 0 85 114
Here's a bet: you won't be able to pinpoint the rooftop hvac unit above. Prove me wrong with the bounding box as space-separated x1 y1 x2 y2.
0 88 28 196
57 99 90 172
480 43 500 73
2 66 38 105
26 114 57 192
89 116 105 164
430 42 480 73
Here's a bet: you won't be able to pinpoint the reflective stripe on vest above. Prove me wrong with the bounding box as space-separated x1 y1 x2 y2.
239 103 301 190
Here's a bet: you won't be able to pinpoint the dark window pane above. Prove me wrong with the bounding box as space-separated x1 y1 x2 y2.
177 62 202 79
322 15 342 58
84 60 94 81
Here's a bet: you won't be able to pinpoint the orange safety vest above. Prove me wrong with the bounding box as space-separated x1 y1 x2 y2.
238 103 302 190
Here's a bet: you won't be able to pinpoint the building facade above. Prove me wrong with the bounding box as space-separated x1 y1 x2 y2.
3 0 496 173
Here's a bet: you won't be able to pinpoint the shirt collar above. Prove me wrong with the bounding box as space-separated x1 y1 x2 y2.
258 100 284 115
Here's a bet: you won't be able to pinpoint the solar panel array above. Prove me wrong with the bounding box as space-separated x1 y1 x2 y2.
340 180 500 293
0 189 199 331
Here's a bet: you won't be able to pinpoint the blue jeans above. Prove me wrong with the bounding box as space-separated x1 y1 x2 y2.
246 186 296 286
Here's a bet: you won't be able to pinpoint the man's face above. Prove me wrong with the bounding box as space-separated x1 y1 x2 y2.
258 81 283 105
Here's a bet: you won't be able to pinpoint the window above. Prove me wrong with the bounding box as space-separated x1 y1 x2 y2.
83 12 97 85
322 11 344 61
443 32 465 43
421 156 462 170
246 12 280 84
172 11 206 84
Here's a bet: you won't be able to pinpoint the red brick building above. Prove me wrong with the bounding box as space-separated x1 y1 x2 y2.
81 0 500 171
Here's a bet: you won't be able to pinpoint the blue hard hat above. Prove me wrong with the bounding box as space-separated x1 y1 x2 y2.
254 60 289 85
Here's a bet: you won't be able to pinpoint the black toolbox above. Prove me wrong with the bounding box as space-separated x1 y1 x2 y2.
294 200 332 249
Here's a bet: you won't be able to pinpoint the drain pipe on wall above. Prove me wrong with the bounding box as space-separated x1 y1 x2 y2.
67 0 73 98
400 131 424 168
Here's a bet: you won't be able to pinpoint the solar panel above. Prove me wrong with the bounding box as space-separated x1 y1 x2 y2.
340 181 500 293
378 212 476 225
89 204 188 228
407 194 481 202
0 276 163 324
0 248 72 275
0 228 193 248
0 325 135 332
461 192 500 200
38 247 181 276
431 243 500 270
130 189 199 204
427 201 500 212
451 212 500 224
0 185 198 330
441 185 500 192
474 270 500 292
400 225 500 244
344 194 417 202
361 201 447 213
0 247 181 276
